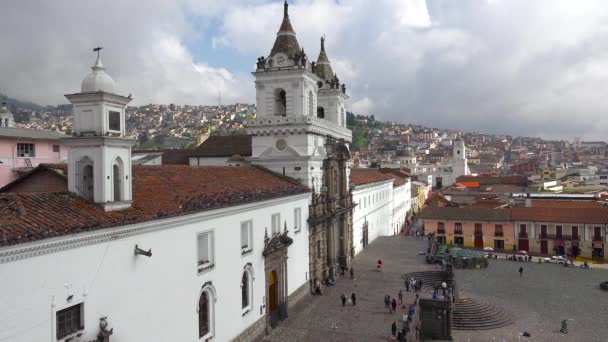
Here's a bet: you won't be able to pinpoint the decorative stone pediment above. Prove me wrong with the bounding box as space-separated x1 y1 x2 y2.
263 228 293 257
260 146 302 158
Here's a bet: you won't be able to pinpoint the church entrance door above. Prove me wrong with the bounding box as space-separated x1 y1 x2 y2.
268 270 279 327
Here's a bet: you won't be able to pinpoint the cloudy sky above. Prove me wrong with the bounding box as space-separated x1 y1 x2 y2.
1 0 608 140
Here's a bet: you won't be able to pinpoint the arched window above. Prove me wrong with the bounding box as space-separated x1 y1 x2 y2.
274 88 286 116
308 91 314 116
199 292 209 338
112 157 124 202
241 272 249 309
317 107 325 119
76 156 94 201
198 284 215 339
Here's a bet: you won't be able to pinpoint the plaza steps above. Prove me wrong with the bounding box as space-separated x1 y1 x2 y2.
452 297 513 330
403 271 446 290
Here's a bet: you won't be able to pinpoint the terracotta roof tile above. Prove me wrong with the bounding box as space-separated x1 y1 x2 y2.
189 135 252 158
419 207 511 221
0 165 309 247
511 207 608 224
350 169 393 186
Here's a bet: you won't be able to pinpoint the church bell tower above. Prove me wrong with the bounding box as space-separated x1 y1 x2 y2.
63 48 135 211
248 1 352 191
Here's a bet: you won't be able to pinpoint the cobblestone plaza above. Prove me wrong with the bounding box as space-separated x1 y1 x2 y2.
263 236 608 342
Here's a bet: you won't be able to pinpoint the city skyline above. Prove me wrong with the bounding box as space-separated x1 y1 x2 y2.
1 0 607 141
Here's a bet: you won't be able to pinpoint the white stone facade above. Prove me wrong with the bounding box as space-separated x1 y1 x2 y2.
351 180 394 255
0 194 310 342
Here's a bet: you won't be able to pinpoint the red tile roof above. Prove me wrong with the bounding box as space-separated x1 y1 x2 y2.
350 169 394 186
456 175 529 186
530 200 604 209
0 165 309 247
189 135 252 158
510 207 608 224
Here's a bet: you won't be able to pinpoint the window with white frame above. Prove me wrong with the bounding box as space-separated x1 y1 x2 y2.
271 213 281 236
198 285 215 339
294 208 302 233
17 143 35 157
241 266 254 314
56 303 84 339
197 231 214 272
241 220 253 254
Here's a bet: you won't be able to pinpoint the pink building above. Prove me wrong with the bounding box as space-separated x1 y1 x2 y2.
0 125 68 187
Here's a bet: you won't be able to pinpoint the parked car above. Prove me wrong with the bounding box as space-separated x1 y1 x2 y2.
543 256 567 264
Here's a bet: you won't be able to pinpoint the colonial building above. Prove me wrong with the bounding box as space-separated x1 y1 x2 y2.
411 140 468 188
0 104 68 187
0 51 311 342
421 204 608 260
247 1 354 289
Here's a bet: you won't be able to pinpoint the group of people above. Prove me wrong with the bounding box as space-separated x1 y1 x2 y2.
340 292 357 306
405 277 423 292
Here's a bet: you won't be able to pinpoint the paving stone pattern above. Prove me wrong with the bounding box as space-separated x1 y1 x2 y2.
454 258 608 342
263 236 608 342
263 236 432 342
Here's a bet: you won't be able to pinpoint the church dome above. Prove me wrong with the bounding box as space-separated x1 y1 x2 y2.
81 56 116 93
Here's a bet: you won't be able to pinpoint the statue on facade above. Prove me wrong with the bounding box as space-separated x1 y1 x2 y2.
256 56 266 69
311 61 316 73
341 83 346 94
300 48 307 67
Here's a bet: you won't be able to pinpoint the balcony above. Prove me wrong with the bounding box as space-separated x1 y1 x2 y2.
494 231 504 237
539 233 548 239
593 235 603 242
454 229 463 235
474 232 483 237
518 232 528 238
437 229 446 234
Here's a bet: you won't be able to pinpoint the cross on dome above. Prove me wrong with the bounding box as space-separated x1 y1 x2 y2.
81 46 116 93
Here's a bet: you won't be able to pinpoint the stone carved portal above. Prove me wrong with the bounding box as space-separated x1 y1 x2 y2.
308 139 355 291
263 230 292 329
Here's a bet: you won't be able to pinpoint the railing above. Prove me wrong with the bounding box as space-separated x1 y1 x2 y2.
454 229 463 235
494 232 504 237
437 229 446 234
593 235 603 242
539 234 580 241
474 232 483 237
518 232 528 238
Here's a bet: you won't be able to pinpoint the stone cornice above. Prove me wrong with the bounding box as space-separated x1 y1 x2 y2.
247 115 352 142
65 92 131 106
0 192 310 264
61 135 137 148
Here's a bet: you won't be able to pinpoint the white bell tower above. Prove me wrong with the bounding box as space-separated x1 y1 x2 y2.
248 1 352 191
62 48 135 211
452 139 468 177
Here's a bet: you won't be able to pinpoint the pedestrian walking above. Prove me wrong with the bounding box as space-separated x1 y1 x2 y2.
419 279 423 291
384 294 391 312
350 267 354 279
351 292 357 306
412 278 417 291
560 319 568 334
398 290 403 304
405 280 410 292
391 321 398 337
519 266 523 277
391 298 397 313
340 293 347 306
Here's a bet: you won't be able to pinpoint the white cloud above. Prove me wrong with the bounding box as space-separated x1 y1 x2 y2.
2 0 608 140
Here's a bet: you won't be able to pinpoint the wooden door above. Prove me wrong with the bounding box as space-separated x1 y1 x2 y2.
540 240 548 254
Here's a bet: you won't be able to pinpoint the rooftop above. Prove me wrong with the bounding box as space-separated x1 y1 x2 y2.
350 169 394 186
189 135 252 158
0 127 67 140
0 164 309 247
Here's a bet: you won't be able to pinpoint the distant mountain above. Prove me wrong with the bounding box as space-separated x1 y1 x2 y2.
0 92 52 111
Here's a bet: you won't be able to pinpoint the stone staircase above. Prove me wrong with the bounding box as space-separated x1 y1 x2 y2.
452 297 513 330
403 271 446 290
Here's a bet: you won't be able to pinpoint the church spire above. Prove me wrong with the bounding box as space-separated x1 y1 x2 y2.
269 0 300 59
315 35 334 81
